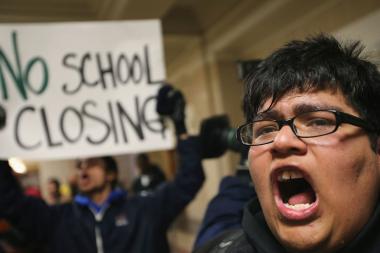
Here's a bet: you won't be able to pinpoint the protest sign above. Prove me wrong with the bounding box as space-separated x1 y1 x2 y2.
0 20 174 160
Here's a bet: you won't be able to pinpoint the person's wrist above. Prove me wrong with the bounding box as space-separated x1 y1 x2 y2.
174 120 187 136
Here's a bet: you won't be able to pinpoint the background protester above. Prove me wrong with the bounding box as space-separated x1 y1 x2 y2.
132 153 166 196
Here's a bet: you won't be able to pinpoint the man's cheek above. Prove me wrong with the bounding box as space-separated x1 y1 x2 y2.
250 169 264 192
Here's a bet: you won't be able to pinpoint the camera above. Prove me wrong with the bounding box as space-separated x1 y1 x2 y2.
156 85 245 159
199 114 244 158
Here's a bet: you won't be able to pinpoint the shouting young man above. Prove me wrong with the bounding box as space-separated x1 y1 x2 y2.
196 35 380 253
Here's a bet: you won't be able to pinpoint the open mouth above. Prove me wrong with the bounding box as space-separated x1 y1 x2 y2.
79 173 90 184
277 170 317 211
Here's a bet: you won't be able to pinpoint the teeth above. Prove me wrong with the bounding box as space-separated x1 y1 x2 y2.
284 203 312 210
277 170 303 181
281 171 291 180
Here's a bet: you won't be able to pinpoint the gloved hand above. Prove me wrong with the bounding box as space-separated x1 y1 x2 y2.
156 84 187 136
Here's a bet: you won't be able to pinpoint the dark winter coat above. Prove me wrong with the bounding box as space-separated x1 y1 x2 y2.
194 197 380 253
0 137 204 253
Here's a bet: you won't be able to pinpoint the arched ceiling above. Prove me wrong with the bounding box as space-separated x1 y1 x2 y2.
0 0 243 66
1 0 380 69
0 0 241 31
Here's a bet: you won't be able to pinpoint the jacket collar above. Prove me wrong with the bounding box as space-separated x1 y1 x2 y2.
339 199 380 252
242 197 380 253
74 188 127 213
242 197 285 253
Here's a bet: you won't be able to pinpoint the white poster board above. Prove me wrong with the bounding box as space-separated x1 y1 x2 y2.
0 20 174 160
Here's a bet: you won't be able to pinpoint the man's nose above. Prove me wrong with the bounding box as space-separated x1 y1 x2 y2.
271 125 306 155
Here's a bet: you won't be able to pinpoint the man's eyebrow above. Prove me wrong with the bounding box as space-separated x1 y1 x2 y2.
293 103 343 114
255 103 344 120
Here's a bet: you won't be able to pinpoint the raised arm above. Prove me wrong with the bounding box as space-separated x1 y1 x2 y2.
0 160 56 243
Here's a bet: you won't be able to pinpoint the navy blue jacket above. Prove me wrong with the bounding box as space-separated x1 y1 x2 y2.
0 137 204 253
193 170 255 249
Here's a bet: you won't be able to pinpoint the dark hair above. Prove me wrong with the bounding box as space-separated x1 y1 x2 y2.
137 153 149 163
77 156 119 189
243 34 380 137
49 178 61 189
101 156 118 173
48 178 61 199
101 156 118 189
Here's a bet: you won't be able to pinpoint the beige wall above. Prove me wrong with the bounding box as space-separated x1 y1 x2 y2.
38 159 76 201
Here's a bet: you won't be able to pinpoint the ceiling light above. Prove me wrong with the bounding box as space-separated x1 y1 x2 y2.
8 158 27 174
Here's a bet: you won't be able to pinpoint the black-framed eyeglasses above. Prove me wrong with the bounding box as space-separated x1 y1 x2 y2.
237 109 375 146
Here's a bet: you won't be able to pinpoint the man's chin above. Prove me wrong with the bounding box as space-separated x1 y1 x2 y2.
78 186 93 195
278 229 331 253
78 184 108 196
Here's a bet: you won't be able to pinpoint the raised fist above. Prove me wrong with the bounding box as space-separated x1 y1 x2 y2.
156 84 187 135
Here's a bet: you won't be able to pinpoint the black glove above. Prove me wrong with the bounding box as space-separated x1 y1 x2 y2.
156 84 187 136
